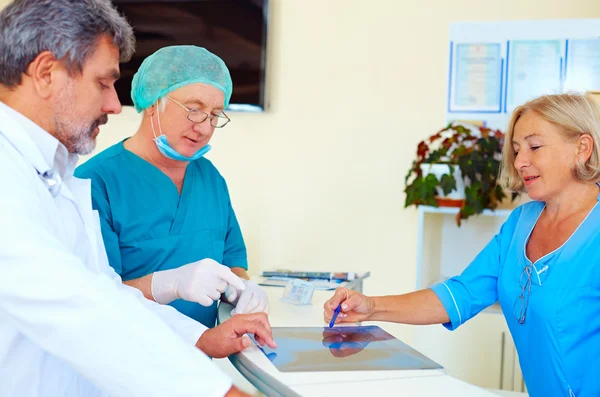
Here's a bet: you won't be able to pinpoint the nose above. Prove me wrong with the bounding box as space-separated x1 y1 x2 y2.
514 150 529 170
192 117 215 136
102 86 123 115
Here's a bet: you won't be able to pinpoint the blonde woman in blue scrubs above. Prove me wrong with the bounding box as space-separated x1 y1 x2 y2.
76 46 268 328
325 93 600 397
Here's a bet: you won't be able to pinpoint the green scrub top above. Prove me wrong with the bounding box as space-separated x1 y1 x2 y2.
75 140 248 327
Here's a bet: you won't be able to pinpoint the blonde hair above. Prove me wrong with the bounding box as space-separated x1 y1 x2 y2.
499 93 600 192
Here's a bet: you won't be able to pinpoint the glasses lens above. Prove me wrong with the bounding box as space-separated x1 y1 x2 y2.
188 110 208 123
520 265 532 288
513 295 527 324
211 114 230 128
514 264 532 324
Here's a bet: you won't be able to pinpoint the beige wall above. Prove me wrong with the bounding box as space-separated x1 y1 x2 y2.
2 0 600 299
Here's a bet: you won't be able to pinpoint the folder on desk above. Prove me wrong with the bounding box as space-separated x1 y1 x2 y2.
261 270 357 281
256 276 343 290
254 326 443 373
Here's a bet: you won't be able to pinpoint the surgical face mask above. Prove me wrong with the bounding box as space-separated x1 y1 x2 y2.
150 108 211 162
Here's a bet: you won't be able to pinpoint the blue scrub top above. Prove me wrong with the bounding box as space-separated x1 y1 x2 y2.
431 200 600 397
75 141 248 328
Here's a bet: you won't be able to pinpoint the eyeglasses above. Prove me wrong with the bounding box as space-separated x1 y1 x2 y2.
166 95 231 128
513 262 548 324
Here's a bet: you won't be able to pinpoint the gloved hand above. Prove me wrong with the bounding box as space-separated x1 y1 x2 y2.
151 258 245 306
224 279 269 314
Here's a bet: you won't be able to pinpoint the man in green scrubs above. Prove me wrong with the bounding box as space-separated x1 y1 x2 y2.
76 46 268 328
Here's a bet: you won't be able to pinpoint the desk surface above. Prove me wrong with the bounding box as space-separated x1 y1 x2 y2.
218 282 500 397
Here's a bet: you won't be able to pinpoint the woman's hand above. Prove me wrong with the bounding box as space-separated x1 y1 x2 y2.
323 287 375 325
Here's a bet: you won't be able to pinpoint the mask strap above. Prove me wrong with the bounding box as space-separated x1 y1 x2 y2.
150 104 166 140
156 106 166 137
150 108 159 140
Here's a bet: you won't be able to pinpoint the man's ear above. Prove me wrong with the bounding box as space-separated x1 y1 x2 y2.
25 51 64 99
145 105 156 117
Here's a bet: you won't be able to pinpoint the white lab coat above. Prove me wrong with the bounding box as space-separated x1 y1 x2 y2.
0 103 232 397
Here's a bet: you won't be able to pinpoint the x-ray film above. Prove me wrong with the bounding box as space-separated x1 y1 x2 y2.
254 326 443 372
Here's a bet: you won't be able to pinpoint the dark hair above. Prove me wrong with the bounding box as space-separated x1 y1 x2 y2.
0 0 135 87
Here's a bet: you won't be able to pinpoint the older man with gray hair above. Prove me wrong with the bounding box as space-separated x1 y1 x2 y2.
0 1 274 396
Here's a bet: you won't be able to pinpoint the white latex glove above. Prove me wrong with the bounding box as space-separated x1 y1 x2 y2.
225 279 269 315
151 258 245 306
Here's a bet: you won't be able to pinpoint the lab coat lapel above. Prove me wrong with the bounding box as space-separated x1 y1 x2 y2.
0 106 77 203
68 177 103 273
0 107 50 174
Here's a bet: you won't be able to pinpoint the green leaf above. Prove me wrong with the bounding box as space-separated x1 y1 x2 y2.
420 174 438 198
424 173 438 186
404 175 438 208
439 173 457 195
404 160 417 184
461 204 475 217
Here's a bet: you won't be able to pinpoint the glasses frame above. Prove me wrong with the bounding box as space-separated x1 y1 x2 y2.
513 264 532 324
166 95 231 128
513 262 549 325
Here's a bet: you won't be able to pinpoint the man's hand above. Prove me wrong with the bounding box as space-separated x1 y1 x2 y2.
196 312 277 358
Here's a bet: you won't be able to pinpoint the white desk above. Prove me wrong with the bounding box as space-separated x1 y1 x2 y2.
217 283 503 397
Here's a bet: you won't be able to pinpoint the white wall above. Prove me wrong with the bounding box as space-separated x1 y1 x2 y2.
3 0 600 299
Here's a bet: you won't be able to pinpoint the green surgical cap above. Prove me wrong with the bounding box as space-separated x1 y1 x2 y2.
131 45 233 112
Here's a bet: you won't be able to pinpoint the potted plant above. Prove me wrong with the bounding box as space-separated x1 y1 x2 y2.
404 122 517 225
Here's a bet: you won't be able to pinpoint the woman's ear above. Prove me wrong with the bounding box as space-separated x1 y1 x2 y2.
577 133 594 163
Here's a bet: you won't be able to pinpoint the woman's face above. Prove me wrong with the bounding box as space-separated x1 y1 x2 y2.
512 111 580 202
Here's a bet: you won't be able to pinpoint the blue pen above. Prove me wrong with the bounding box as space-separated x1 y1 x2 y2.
329 304 342 328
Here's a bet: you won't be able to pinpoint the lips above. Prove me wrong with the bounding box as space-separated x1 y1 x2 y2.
523 175 539 186
89 114 109 134
184 136 201 145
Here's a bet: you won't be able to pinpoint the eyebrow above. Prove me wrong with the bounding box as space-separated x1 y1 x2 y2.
512 134 542 145
100 69 120 81
186 99 206 107
185 99 223 111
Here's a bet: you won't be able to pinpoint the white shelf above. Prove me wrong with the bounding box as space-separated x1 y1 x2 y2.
418 205 513 217
416 206 511 293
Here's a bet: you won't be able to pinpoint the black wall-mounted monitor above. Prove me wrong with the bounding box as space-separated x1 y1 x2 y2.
112 0 269 112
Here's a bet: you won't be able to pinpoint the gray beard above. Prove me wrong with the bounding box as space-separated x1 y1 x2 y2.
52 79 107 155
53 120 95 154
53 114 107 155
